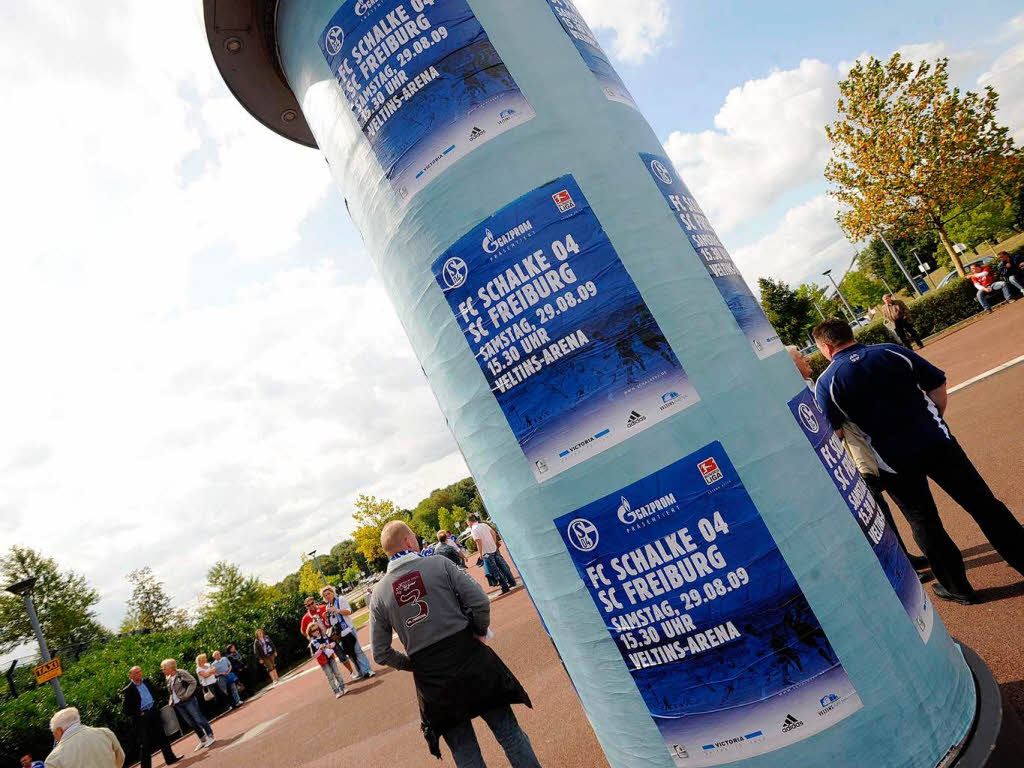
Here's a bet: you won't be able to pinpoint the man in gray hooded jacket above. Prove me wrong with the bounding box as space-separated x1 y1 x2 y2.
370 520 539 767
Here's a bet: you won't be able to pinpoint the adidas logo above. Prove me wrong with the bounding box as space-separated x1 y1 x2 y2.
782 713 804 733
626 410 646 428
469 126 486 141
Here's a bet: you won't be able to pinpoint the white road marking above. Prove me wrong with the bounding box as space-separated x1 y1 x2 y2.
948 354 1024 394
223 713 289 749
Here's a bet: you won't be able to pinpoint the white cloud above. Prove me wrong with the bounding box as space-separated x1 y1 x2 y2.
731 196 852 288
0 2 467 629
573 0 671 63
664 59 837 233
979 43 1024 142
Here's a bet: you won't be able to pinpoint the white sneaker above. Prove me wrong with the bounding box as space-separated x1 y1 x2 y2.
204 737 216 748
193 743 205 752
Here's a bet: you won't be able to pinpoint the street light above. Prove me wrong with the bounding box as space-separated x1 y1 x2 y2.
823 269 857 324
5 577 66 708
306 550 328 589
878 233 923 297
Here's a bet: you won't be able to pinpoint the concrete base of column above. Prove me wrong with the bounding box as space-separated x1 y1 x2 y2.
949 642 1024 767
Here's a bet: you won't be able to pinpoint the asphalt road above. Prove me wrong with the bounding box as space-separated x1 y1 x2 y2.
147 303 1024 768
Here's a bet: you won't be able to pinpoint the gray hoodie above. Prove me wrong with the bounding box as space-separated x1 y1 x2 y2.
370 552 490 670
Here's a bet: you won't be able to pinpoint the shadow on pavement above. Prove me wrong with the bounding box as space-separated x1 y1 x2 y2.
1000 680 1024 719
342 680 384 696
975 581 1024 603
961 544 996 558
966 553 1012 571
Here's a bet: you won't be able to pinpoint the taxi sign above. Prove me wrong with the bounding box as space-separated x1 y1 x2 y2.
34 658 62 684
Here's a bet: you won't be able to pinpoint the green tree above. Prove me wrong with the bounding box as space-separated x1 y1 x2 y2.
275 572 301 595
343 565 362 586
825 54 1021 276
298 560 324 597
120 567 185 633
758 278 816 346
838 270 887 310
203 561 272 617
330 539 368 575
0 546 108 655
438 505 468 538
351 494 410 568
945 198 1017 250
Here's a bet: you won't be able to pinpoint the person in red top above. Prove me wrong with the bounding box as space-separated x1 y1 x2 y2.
300 596 356 677
970 262 1014 311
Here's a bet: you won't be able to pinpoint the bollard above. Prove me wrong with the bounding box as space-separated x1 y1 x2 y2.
200 2 995 765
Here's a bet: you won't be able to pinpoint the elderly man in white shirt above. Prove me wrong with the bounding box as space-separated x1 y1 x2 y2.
45 708 124 768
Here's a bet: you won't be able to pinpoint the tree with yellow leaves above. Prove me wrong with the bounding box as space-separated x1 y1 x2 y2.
825 55 1021 276
351 493 411 566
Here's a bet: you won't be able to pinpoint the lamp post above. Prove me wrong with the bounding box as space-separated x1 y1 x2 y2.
306 550 328 589
823 269 857 324
879 234 923 297
5 577 66 708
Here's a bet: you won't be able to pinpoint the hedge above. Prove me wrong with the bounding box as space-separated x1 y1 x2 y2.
0 591 306 766
804 276 991 378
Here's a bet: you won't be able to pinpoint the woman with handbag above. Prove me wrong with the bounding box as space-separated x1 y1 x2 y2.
195 654 229 713
253 629 279 684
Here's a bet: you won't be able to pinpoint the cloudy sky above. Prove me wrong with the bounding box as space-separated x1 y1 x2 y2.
1 1 1022 634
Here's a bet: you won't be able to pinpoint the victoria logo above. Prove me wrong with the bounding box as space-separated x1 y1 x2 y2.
441 257 468 289
650 158 673 185
566 518 599 552
354 0 378 16
482 220 534 254
324 25 345 56
797 402 820 434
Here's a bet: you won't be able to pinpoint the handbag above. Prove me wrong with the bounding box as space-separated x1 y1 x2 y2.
203 687 215 702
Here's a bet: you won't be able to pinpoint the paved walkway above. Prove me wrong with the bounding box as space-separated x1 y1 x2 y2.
147 305 1024 767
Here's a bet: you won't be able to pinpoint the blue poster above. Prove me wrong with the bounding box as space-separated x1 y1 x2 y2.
555 442 861 766
639 152 784 360
319 0 535 203
432 175 698 483
544 0 638 110
788 388 933 643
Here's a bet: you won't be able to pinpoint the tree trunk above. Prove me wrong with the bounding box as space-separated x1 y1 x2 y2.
936 223 965 276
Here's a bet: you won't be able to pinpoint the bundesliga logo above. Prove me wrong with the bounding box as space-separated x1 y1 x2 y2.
552 189 575 213
698 457 723 485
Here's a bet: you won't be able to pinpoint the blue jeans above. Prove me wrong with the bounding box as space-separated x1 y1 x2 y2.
320 655 346 694
216 676 242 706
174 696 213 739
348 635 373 676
483 552 516 591
976 281 1013 309
443 705 541 768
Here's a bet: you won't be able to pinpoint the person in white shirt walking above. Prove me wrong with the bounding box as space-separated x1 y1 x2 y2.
469 515 517 594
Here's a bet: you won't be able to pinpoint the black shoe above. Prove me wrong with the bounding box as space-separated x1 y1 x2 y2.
917 570 935 584
166 757 183 764
932 584 979 605
907 554 930 570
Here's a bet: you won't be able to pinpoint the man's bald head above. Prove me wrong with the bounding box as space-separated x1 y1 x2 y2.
129 666 143 684
381 521 418 556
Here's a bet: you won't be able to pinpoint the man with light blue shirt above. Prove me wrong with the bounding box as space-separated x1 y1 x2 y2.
120 667 181 767
211 650 243 707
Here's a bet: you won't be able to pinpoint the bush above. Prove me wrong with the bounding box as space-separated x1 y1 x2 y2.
0 592 306 766
801 276 989 378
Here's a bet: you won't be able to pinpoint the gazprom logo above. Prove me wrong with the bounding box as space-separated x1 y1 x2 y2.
482 220 533 254
617 493 677 525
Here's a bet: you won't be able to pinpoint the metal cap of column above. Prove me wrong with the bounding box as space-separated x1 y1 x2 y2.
201 0 316 148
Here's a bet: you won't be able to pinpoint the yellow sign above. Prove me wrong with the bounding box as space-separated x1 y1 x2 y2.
34 658 62 685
